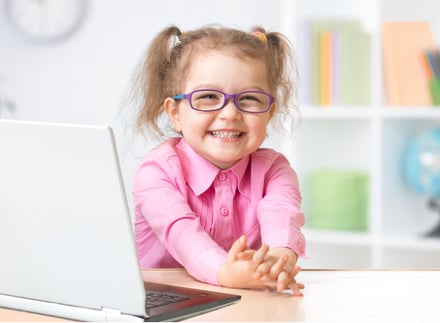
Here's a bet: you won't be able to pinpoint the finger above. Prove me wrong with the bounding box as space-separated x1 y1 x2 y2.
227 235 247 261
269 254 289 279
292 265 302 276
253 260 273 279
276 270 290 292
287 280 304 296
252 244 269 264
285 266 304 295
236 249 254 260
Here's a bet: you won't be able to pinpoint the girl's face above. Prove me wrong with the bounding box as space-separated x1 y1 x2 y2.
165 50 275 169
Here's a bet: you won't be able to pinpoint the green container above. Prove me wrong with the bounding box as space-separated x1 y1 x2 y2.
429 78 440 106
308 170 369 231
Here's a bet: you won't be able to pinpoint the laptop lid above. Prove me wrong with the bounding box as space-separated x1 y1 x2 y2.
0 119 147 320
0 119 240 322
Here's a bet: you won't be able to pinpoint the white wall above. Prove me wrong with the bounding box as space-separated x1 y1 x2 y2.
0 0 284 124
0 0 285 204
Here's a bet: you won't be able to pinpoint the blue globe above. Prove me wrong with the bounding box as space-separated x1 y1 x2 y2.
404 128 440 197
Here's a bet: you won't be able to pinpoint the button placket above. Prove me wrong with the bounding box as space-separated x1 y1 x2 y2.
211 171 236 247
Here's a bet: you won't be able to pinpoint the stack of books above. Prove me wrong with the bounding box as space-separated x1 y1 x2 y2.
382 21 438 106
298 19 371 106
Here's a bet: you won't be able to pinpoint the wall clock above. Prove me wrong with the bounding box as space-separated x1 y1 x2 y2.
4 0 88 43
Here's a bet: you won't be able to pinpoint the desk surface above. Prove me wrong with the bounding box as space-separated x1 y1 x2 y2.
1 269 440 322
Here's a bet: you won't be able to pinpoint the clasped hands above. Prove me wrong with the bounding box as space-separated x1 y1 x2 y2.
218 235 304 296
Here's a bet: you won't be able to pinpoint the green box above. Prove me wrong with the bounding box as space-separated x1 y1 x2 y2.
308 170 369 231
429 78 440 106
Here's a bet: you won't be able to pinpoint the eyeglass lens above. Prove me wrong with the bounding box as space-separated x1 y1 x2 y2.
190 90 271 112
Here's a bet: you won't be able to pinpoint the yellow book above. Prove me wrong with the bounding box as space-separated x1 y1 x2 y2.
319 31 332 105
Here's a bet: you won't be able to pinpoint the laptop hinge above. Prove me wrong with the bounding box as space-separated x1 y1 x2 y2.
101 306 122 320
101 307 144 322
101 307 121 315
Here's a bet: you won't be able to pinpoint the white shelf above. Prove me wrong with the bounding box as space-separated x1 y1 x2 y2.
382 235 440 251
287 0 440 269
300 106 440 120
380 107 440 119
303 228 373 247
300 106 372 120
305 228 440 251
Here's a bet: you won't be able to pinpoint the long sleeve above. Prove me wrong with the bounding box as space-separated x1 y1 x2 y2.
254 153 306 257
133 141 228 285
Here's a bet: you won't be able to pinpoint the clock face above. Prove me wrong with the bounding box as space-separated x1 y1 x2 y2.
5 0 88 43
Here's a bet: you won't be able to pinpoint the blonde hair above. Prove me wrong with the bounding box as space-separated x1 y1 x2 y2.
130 24 299 139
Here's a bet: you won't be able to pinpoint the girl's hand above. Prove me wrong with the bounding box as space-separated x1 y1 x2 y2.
265 247 304 295
278 264 304 296
238 246 304 295
217 235 279 290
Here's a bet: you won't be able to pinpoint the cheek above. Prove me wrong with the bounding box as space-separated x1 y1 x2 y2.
178 110 213 134
251 115 271 133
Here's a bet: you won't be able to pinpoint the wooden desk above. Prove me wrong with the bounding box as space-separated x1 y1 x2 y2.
1 269 440 321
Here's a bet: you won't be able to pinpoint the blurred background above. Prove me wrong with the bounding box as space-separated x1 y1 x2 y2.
1 0 440 269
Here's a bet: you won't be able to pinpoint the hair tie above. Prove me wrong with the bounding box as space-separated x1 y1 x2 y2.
174 31 187 47
250 31 268 43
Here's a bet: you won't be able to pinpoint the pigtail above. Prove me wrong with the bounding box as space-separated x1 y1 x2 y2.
133 26 182 137
269 30 298 109
251 26 300 133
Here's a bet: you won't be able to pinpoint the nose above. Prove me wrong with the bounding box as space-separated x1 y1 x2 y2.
218 98 242 119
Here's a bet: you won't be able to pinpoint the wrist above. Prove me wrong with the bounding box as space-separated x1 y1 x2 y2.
268 247 298 264
217 263 230 287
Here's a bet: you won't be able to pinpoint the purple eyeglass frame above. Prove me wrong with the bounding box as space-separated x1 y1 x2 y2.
172 88 275 113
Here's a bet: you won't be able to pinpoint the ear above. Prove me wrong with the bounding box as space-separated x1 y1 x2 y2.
164 97 182 133
267 102 277 122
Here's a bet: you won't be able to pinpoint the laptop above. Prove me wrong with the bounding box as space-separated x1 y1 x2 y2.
0 119 240 322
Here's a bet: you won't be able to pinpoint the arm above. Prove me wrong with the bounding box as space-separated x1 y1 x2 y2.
256 153 306 257
134 156 227 284
253 153 306 293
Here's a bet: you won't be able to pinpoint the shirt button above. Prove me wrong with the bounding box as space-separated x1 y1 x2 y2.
220 207 229 216
218 173 227 182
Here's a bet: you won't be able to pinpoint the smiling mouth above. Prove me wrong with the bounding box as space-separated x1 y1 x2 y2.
210 130 244 138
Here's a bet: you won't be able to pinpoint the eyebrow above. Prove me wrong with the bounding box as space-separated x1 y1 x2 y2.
189 85 270 92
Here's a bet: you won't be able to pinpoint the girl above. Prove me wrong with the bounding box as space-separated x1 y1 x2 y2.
131 25 306 295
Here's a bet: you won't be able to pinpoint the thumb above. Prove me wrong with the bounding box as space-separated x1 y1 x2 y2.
227 235 247 261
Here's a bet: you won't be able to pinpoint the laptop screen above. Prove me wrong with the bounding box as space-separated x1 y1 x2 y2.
0 120 147 317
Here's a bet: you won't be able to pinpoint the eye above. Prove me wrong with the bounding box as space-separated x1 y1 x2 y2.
239 93 264 103
240 95 261 102
193 91 222 102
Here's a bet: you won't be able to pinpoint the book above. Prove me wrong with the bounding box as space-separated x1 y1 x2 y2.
338 27 371 106
382 21 436 106
319 30 332 105
309 19 371 106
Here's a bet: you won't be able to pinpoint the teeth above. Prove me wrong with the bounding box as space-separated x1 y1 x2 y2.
211 131 242 138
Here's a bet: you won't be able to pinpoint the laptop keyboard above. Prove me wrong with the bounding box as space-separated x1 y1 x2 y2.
145 290 191 309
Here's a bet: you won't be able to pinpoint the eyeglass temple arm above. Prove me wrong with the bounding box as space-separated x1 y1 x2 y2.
172 94 185 100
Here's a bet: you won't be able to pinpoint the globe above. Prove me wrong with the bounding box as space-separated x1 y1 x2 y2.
404 128 440 197
403 128 440 237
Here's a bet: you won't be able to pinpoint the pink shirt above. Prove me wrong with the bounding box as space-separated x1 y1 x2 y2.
133 138 306 285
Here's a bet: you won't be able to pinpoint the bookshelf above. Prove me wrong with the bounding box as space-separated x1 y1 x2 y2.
284 0 440 269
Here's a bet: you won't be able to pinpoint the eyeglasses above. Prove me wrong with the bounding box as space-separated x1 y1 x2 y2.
172 89 275 113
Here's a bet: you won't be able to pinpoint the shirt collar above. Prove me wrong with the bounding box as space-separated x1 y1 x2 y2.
176 138 250 197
